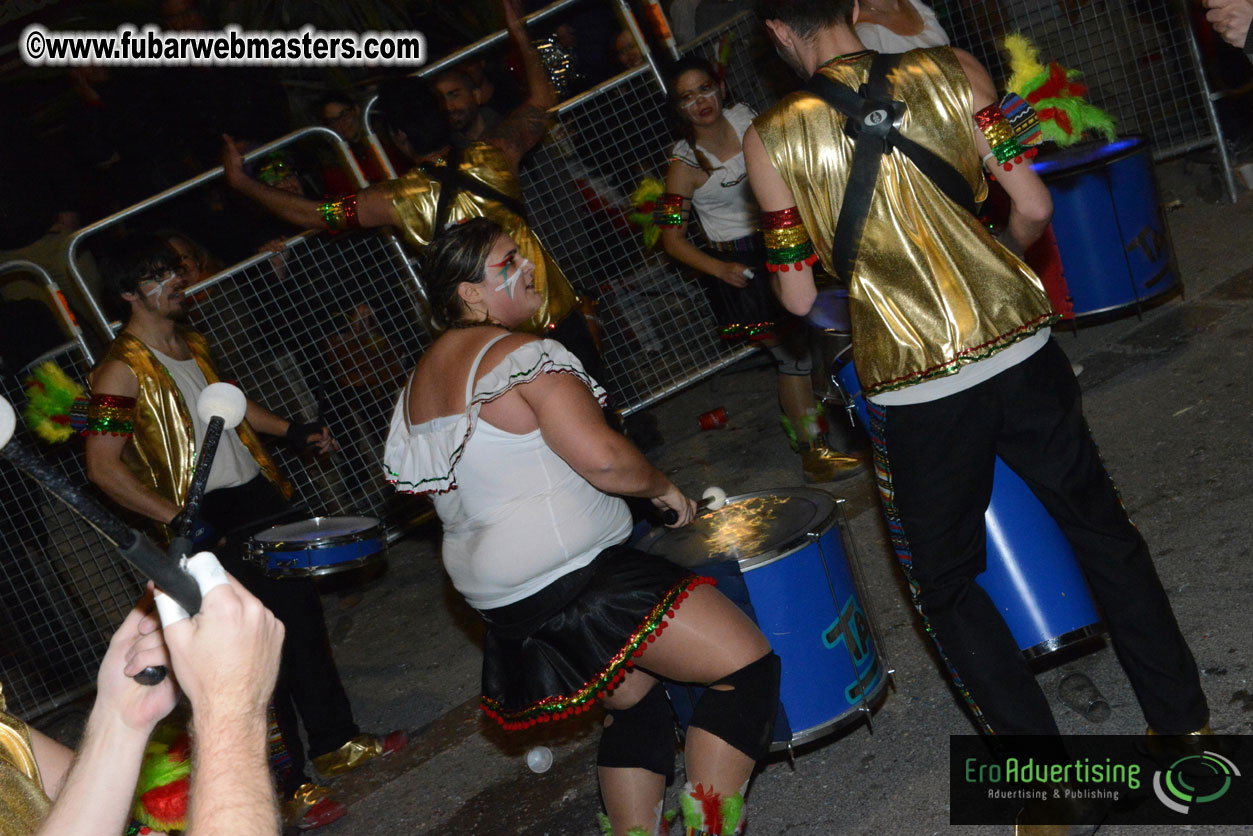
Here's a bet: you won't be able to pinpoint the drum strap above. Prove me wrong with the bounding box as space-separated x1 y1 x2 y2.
429 148 530 233
803 51 977 283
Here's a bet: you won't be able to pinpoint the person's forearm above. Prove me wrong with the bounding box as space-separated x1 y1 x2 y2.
509 16 557 110
186 709 278 836
234 177 327 230
35 708 150 836
243 400 289 438
87 458 181 524
661 230 731 278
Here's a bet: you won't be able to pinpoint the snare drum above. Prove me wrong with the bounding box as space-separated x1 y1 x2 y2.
246 516 384 578
830 361 1102 658
637 489 887 750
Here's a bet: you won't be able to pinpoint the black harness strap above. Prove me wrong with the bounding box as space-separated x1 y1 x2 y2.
428 149 530 232
803 51 977 281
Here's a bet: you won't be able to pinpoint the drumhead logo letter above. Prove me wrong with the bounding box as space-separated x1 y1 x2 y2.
821 595 883 705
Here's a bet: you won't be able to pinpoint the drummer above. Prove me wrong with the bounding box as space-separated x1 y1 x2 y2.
84 233 407 831
743 0 1209 752
383 218 780 836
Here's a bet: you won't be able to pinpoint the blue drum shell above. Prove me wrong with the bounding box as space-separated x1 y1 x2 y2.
1034 137 1178 316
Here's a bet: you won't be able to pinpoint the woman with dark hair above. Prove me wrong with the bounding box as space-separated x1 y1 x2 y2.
657 57 858 483
383 217 780 836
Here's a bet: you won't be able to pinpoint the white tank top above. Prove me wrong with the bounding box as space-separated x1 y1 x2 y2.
383 336 632 609
670 103 759 242
855 0 950 53
150 347 261 493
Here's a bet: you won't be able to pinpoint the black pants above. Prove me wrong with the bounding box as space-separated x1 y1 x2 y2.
869 338 1207 735
199 475 359 790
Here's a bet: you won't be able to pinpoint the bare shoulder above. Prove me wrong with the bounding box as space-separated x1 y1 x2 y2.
664 157 698 196
90 358 139 396
948 47 998 108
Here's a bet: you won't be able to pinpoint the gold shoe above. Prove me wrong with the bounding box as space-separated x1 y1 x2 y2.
1145 722 1213 763
799 439 862 483
312 730 408 779
282 782 347 830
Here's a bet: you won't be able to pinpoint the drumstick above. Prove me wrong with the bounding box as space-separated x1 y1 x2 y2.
0 396 202 684
661 486 727 525
169 383 247 561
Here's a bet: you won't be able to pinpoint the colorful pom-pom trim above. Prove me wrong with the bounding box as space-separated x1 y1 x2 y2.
762 206 818 272
975 103 1036 172
479 575 715 730
653 193 686 227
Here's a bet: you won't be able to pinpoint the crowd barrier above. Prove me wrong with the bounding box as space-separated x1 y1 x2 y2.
0 261 144 721
65 128 437 544
940 0 1237 201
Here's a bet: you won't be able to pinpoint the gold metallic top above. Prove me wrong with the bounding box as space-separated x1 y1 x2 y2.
390 142 580 334
98 329 291 544
754 48 1056 395
0 684 50 835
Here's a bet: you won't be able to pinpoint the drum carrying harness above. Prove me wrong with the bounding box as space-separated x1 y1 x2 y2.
427 148 531 232
803 51 978 282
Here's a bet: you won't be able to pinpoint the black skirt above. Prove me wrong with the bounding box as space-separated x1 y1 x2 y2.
477 543 713 730
699 237 785 340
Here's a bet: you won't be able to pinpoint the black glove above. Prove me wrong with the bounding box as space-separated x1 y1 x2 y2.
285 420 324 454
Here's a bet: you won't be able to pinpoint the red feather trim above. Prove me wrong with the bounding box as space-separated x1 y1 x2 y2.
692 783 724 834
140 776 190 827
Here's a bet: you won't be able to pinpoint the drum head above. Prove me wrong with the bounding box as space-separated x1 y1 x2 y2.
636 489 837 570
253 515 380 545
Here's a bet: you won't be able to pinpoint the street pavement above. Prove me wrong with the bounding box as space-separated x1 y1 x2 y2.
309 181 1253 835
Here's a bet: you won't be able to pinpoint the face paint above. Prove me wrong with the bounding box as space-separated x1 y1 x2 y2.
489 254 531 298
144 275 178 299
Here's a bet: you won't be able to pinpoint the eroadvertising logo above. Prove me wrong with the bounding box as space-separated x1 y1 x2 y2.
1152 751 1241 814
949 735 1252 826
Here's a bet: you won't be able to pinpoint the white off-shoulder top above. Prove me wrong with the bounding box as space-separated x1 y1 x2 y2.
383 336 632 609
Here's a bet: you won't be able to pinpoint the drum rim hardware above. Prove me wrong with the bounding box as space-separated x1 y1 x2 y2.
246 515 385 578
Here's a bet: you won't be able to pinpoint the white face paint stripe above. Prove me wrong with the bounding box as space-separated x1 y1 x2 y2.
493 257 532 298
145 276 176 297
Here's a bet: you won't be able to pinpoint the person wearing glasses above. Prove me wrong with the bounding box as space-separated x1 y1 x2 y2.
656 56 860 483
316 92 406 191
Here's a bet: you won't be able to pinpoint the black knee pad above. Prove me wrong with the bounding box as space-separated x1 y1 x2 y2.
689 652 781 761
597 684 676 781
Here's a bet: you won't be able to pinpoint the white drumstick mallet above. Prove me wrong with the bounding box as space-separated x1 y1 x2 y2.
701 486 728 512
198 381 247 429
662 486 726 524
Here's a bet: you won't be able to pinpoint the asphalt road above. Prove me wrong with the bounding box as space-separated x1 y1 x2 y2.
309 181 1253 836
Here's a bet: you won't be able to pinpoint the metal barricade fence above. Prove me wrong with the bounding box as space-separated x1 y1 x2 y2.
0 261 145 721
65 128 437 542
937 0 1237 200
362 6 773 418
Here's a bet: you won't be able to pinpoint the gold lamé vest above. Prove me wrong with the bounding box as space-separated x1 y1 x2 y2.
97 328 291 544
755 48 1057 395
389 142 580 333
0 684 49 835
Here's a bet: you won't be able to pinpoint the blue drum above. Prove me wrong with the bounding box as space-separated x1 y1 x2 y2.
638 489 887 750
832 362 1101 658
246 515 384 578
1033 137 1178 317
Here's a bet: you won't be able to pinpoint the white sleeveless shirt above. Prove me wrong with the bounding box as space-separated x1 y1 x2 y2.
383 336 632 609
670 103 758 242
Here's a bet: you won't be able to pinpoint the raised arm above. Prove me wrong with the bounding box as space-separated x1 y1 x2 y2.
658 161 750 288
743 124 817 316
84 360 182 526
484 0 557 171
953 49 1052 255
222 135 395 232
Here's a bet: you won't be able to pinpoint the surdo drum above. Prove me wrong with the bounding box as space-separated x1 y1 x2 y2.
637 488 889 750
830 359 1103 658
245 515 384 578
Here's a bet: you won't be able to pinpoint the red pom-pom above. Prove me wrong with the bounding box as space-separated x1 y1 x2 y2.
140 777 190 829
1001 162 1013 172
779 263 790 272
